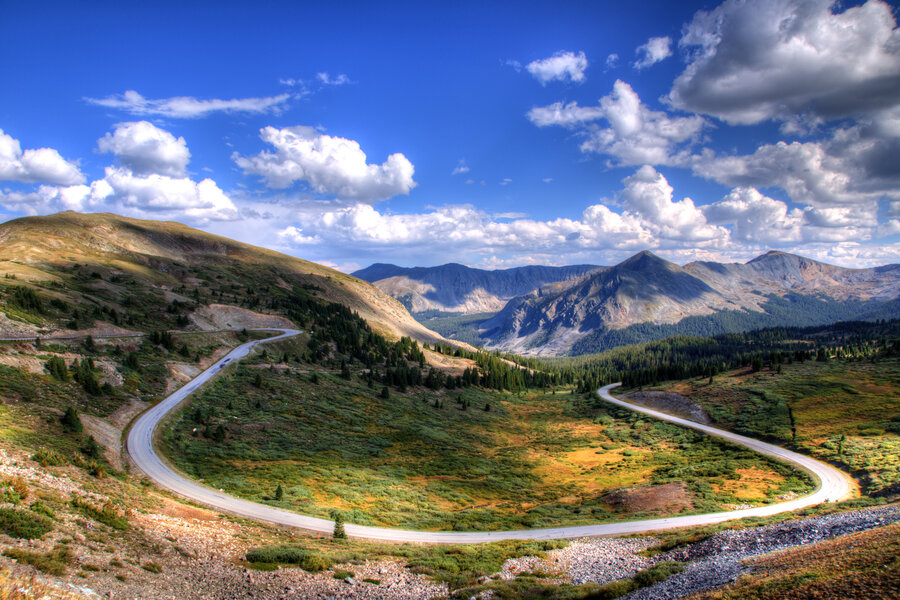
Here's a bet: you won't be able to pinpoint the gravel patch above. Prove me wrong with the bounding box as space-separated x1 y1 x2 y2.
623 503 900 600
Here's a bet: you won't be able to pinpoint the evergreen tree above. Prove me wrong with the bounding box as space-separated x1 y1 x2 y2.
81 435 102 459
275 484 284 501
61 407 82 433
332 511 347 539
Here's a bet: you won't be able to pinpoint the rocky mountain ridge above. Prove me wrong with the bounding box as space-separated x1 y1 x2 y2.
352 262 604 314
479 250 900 355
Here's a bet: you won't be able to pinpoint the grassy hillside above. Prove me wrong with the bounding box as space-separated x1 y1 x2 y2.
654 357 900 497
160 335 812 531
0 211 443 344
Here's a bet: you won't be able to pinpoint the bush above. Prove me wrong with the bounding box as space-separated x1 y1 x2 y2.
60 407 82 433
0 508 54 539
245 545 334 572
142 562 163 574
2 545 70 575
632 561 683 588
32 447 66 467
71 498 129 531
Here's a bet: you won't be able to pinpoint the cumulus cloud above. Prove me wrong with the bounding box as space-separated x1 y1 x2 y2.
526 51 588 85
274 166 731 260
633 36 672 69
0 129 84 185
234 125 416 202
529 80 705 166
0 168 238 223
620 166 726 242
703 186 884 245
85 90 292 118
670 0 900 124
97 121 190 176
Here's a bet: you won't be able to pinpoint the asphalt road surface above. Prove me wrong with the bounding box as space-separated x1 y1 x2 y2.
127 328 851 543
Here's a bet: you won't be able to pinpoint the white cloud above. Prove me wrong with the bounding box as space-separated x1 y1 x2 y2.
633 36 672 69
691 137 896 207
704 187 883 245
451 160 470 175
274 167 731 259
0 129 84 185
234 125 416 202
605 54 620 70
316 72 351 86
704 187 804 243
526 51 588 85
85 90 292 119
1 168 238 223
670 0 900 124
499 178 512 186
620 165 726 242
527 102 605 127
97 121 190 177
529 80 705 166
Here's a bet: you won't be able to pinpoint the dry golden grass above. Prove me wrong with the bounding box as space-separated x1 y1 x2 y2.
689 522 900 600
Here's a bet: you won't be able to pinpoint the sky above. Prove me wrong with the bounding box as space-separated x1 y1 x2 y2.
1 0 900 272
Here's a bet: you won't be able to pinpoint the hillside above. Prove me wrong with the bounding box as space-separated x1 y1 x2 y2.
0 211 444 344
480 251 900 356
352 262 604 314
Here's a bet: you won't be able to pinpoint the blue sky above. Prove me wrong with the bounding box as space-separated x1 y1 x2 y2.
2 0 899 271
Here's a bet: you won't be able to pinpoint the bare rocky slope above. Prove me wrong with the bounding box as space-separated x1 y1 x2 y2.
479 250 900 356
352 262 604 314
0 211 445 344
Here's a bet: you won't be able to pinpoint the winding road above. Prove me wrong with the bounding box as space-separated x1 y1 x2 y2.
126 328 851 543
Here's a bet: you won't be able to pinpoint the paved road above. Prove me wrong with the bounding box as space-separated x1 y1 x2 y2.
127 329 851 543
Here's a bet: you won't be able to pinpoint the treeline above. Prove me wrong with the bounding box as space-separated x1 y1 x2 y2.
538 319 900 390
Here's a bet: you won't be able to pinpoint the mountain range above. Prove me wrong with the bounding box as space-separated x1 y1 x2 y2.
359 251 900 356
352 262 603 314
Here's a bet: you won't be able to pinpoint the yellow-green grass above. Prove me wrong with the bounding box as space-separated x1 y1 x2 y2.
659 357 900 496
160 350 813 531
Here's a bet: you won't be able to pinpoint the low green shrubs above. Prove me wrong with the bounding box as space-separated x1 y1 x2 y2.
245 546 334 572
2 545 71 575
0 507 54 539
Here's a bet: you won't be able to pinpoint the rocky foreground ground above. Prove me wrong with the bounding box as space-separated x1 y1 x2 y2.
4 502 899 599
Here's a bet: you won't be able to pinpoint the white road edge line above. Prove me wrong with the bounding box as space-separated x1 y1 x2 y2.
125 329 851 543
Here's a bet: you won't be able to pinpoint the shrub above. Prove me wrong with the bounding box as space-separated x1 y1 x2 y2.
0 508 54 539
71 498 128 531
2 546 71 575
142 562 163 574
632 561 683 587
60 407 82 433
32 447 66 467
245 546 333 572
332 569 354 579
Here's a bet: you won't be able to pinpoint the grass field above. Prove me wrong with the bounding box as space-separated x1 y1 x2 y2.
657 356 900 496
160 340 813 531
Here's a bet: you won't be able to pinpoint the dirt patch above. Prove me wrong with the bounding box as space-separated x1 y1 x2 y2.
422 348 475 375
80 398 148 469
624 391 712 424
166 362 202 395
603 482 693 514
189 304 295 331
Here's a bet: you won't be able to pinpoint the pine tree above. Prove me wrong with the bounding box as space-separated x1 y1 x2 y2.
332 511 347 539
275 484 284 501
61 407 82 432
